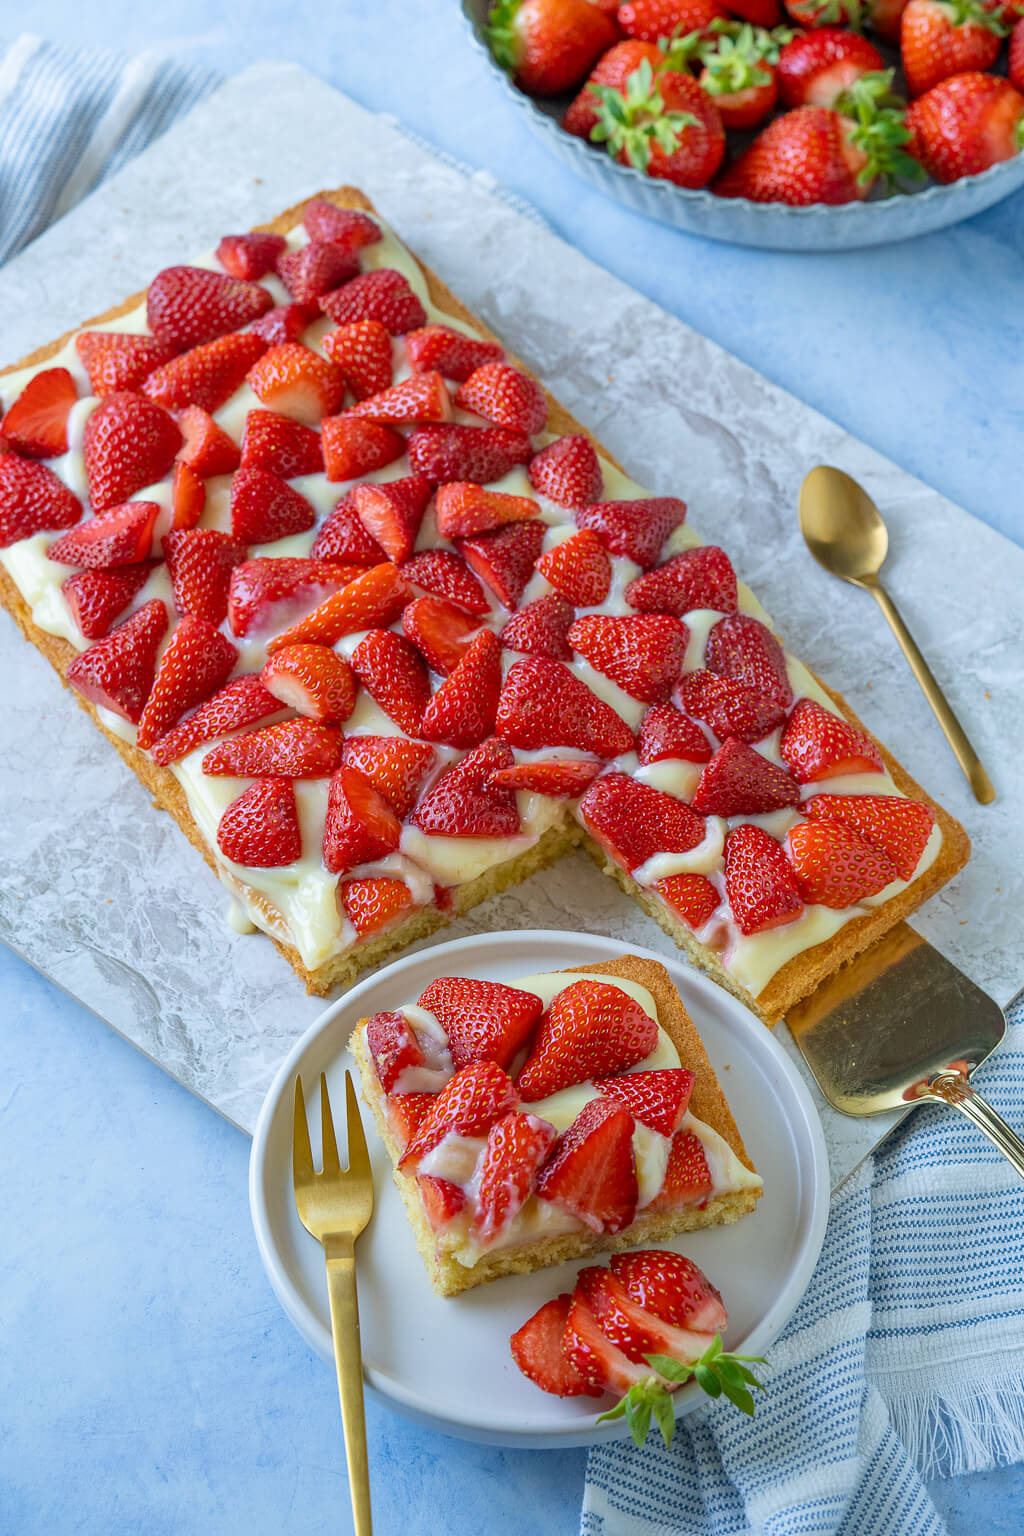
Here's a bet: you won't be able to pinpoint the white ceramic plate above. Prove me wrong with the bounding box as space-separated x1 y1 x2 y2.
249 930 829 1447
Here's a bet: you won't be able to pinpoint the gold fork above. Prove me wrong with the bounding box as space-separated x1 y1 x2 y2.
293 1071 375 1536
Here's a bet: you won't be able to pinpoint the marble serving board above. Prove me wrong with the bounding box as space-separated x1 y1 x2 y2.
1 64 1021 1185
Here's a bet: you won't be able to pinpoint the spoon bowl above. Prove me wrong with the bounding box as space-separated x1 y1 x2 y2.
798 465 889 587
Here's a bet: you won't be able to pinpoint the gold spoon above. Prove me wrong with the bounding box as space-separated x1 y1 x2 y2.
798 466 994 805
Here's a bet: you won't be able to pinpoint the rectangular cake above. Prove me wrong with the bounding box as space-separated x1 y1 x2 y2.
0 186 970 1021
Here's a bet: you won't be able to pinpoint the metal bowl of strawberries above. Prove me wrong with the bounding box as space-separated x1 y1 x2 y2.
461 0 1024 249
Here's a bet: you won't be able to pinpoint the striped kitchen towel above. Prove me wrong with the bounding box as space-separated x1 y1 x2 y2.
0 34 220 266
582 989 1024 1535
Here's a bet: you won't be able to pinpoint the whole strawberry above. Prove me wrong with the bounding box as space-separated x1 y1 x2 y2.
783 0 860 25
618 0 728 41
487 0 620 95
906 71 1024 180
776 28 886 109
590 58 726 187
1012 19 1024 92
692 22 788 129
900 0 1006 97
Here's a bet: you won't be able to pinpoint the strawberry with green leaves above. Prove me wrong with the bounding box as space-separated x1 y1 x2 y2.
589 58 726 188
783 0 860 25
900 0 1006 96
689 21 795 129
906 71 1024 180
776 28 886 109
487 0 620 96
565 40 667 141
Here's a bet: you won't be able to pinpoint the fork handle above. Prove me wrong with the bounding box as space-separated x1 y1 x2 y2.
324 1234 374 1535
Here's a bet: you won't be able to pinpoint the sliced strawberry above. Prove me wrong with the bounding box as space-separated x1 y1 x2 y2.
350 475 432 564
498 593 574 660
411 738 521 838
434 482 539 540
676 668 787 744
261 643 356 723
47 499 160 569
142 331 267 413
579 772 705 872
723 823 804 934
610 1249 728 1334
247 341 345 426
176 404 241 478
319 268 427 334
649 1129 713 1210
303 199 382 251
803 792 934 882
83 392 182 512
400 547 490 615
780 698 884 783
420 629 502 747
387 1090 436 1148
277 241 360 307
626 544 738 616
164 527 246 624
348 371 453 427
474 1112 558 1243
202 717 342 778
311 496 387 565
595 1068 694 1136
170 461 206 532
149 674 282 766
705 613 793 709
229 466 316 544
240 408 323 478
575 497 687 570
342 735 437 818
536 529 611 606
406 324 504 383
227 556 362 638
417 1175 468 1231
269 563 411 650
418 975 544 1071
216 777 301 867
398 1060 519 1171
147 265 273 350
75 332 177 398
511 1293 605 1398
402 594 481 675
340 875 417 936
787 819 897 908
569 613 688 704
457 520 546 609
321 319 393 401
135 615 238 749
518 979 658 1101
563 1290 651 1394
215 231 286 280
496 657 635 757
62 560 156 640
322 764 402 873
576 1265 713 1366
455 362 547 435
320 416 405 482
691 735 801 816
528 435 603 509
248 304 312 347
489 760 601 797
65 598 167 723
407 423 533 485
654 872 721 931
1 367 77 458
535 1098 638 1234
637 703 712 765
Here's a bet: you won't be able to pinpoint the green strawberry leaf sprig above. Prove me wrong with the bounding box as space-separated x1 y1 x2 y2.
589 59 698 173
596 1333 769 1449
836 70 928 189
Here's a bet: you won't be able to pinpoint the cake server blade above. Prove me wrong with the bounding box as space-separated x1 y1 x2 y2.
784 922 1024 1179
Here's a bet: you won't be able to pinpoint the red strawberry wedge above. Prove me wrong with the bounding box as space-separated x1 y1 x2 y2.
510 1293 605 1398
610 1249 728 1334
529 435 603 509
595 1068 694 1135
536 530 611 606
568 613 689 704
62 561 156 640
202 718 342 778
786 820 897 907
341 735 437 818
575 497 688 570
365 1010 425 1093
66 598 168 723
248 304 311 348
411 739 521 838
75 331 178 398
724 823 804 934
420 630 503 748
637 704 712 765
216 778 302 867
474 1112 558 1243
319 269 426 334
650 1128 714 1210
261 643 357 723
407 424 533 485
535 1099 639 1234
402 595 481 676
47 500 160 569
0 453 82 548
348 371 453 427
1 367 77 458
302 199 382 251
247 342 346 425
83 393 182 513
705 614 793 709
177 405 242 478
416 1176 467 1230
170 461 205 533
400 548 490 615
655 872 721 931
142 331 267 413
229 467 316 544
518 978 658 1100
163 528 246 625
241 409 323 479
563 1290 653 1394
499 593 575 660
276 241 360 307
398 1060 520 1172
455 362 547 435
268 564 411 651
488 760 602 797
135 616 238 749
457 520 546 609
434 482 539 540
350 475 433 564
341 876 417 936
626 545 738 617
577 1265 714 1365
321 319 394 401
149 674 282 766
320 416 406 482
215 231 286 280
417 976 544 1071
227 557 363 639
803 792 934 881
406 324 504 383
322 764 402 874
147 265 273 350
691 736 801 817
579 772 705 872
676 668 787 745
312 498 387 566
497 658 635 757
779 698 883 782
350 628 431 736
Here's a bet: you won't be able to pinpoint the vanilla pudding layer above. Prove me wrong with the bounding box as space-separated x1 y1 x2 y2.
0 205 942 985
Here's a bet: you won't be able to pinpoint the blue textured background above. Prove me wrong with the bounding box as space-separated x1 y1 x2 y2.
1 1 1022 1530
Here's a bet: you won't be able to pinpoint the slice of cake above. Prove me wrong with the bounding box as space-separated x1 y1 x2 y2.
349 954 762 1296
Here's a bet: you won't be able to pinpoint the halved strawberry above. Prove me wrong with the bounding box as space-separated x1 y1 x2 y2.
510 1293 605 1398
497 658 635 757
277 240 361 308
65 598 167 723
418 975 544 1070
488 759 601 797
176 405 241 478
47 499 160 569
215 231 286 280
400 547 490 615
402 594 481 675
303 199 382 251
411 738 521 838
579 772 705 872
536 529 611 605
626 544 738 616
594 1068 694 1136
654 872 721 931
311 496 387 565
149 674 282 766
321 319 393 401
1 367 77 458
691 736 801 816
535 1098 638 1234
268 563 411 650
407 423 533 484
227 556 363 638
350 475 433 564
563 1289 651 1394
457 520 546 609
787 819 897 907
528 435 603 509
649 1129 713 1210
229 466 316 543
705 613 792 709
474 1112 558 1243
569 613 688 703
348 371 453 427
83 392 182 512
62 560 156 640
406 324 504 383
803 792 934 881
247 342 345 426
455 362 547 435
142 331 267 413
202 717 342 778
637 703 712 765
434 482 539 540
320 415 406 482
398 1060 519 1171
350 626 431 734
676 668 786 744
248 304 312 347
340 876 417 936
170 461 206 532
341 735 437 817
498 593 574 660
723 823 804 934
216 778 301 867
420 630 502 747
779 698 884 783
135 616 238 749
75 332 177 398
387 1091 437 1148
319 268 427 334
576 1265 713 1368
164 527 246 624
240 408 323 478
366 1009 425 1092
261 643 356 723
518 979 658 1101
322 764 402 873
147 265 273 350
575 497 688 570
417 1174 468 1230
610 1250 728 1334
